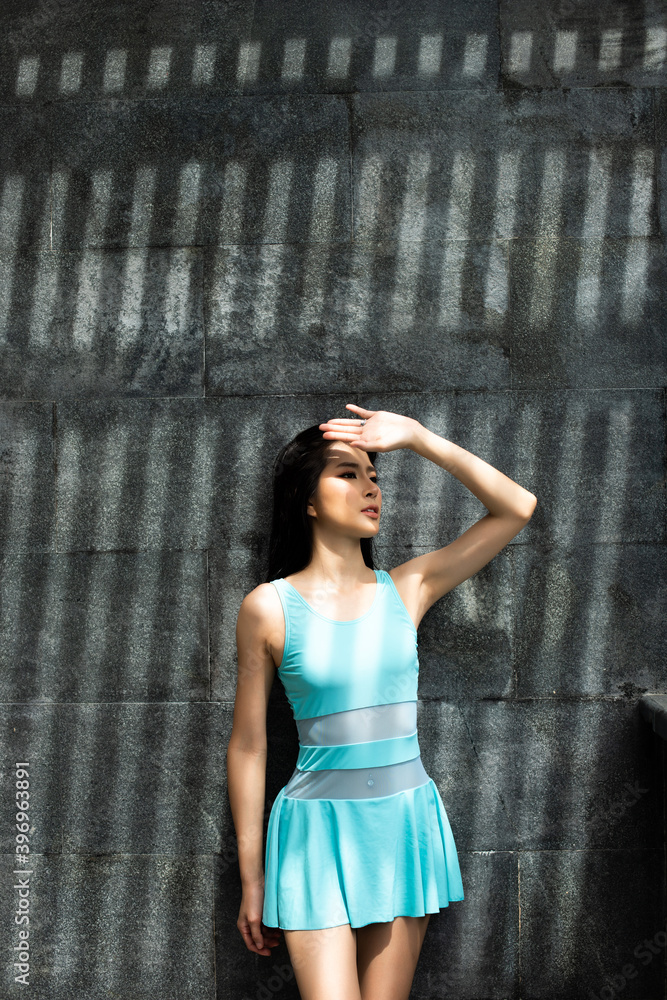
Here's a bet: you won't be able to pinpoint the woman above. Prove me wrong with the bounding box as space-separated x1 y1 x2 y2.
227 403 537 1000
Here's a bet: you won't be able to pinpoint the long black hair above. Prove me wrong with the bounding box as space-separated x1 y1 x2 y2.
264 424 378 582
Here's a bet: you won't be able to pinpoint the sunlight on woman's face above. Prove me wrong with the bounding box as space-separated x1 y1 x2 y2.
307 444 381 532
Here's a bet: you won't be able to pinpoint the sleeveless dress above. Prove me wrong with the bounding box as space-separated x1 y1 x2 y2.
262 568 464 930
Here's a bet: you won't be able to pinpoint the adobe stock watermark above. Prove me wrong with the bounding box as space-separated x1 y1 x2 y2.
586 779 649 839
11 762 32 987
535 776 650 842
589 922 667 1000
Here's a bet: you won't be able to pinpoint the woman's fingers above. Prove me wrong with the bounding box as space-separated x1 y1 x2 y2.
319 428 365 435
240 926 270 955
319 418 364 425
318 403 376 429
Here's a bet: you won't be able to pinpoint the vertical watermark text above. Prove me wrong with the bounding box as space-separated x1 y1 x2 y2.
12 762 32 987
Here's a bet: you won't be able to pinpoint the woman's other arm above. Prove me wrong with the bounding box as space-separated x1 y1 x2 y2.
319 403 537 620
410 423 536 520
398 422 537 612
226 585 282 956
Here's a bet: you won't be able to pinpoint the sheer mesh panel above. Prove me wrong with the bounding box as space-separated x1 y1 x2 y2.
283 755 430 799
296 701 417 745
285 701 429 799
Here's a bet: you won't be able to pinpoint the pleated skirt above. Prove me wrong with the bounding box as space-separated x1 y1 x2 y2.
262 776 464 930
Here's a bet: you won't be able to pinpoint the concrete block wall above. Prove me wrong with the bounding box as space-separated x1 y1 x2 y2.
0 2 665 998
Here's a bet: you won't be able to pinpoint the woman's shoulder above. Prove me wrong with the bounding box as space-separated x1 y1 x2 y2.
237 583 286 670
238 581 283 623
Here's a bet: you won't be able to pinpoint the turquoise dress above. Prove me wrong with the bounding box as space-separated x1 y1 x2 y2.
262 568 464 930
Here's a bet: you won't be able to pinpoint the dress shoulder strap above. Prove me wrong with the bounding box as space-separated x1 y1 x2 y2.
269 579 291 667
381 568 418 639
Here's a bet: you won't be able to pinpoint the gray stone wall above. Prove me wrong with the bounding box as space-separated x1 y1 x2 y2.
0 2 665 999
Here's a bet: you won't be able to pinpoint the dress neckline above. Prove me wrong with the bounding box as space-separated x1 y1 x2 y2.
282 569 381 625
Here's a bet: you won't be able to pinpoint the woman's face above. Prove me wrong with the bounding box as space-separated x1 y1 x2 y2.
306 443 381 534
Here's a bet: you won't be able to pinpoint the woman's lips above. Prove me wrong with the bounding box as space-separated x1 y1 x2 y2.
361 509 379 518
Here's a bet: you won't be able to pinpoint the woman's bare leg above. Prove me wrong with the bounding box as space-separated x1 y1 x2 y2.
356 914 431 1000
283 923 362 1000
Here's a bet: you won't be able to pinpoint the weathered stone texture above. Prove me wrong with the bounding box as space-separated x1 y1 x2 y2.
0 2 665 998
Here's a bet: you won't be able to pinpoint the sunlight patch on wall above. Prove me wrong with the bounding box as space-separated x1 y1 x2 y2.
163 162 201 351
356 155 383 236
253 243 287 344
575 148 612 328
343 155 383 337
218 160 248 243
627 147 653 236
0 433 38 562
508 31 532 74
59 51 84 93
137 418 172 543
582 148 612 238
529 148 566 327
620 146 652 322
486 152 513 348
28 188 61 343
298 157 339 333
553 30 577 72
483 244 508 316
192 43 216 86
644 25 667 70
16 55 39 96
71 169 113 348
146 46 173 89
55 425 83 552
417 35 442 77
117 249 148 344
114 166 154 348
438 150 474 328
128 165 157 245
462 33 488 78
163 248 195 339
102 49 127 93
389 150 431 332
396 150 431 243
445 150 475 241
50 169 69 250
207 160 248 350
0 174 24 336
173 160 203 246
263 159 294 239
439 243 467 329
237 40 261 84
620 241 648 325
579 404 631 690
326 37 352 79
598 29 622 71
103 48 127 92
574 245 602 330
492 151 520 238
282 38 307 81
209 245 241 344
250 160 295 343
0 174 24 250
372 37 398 77
31 561 70 689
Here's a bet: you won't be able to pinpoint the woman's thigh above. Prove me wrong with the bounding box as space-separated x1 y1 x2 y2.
355 914 431 1000
283 923 361 1000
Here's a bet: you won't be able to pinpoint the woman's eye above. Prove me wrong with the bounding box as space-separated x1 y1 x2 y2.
340 473 378 483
